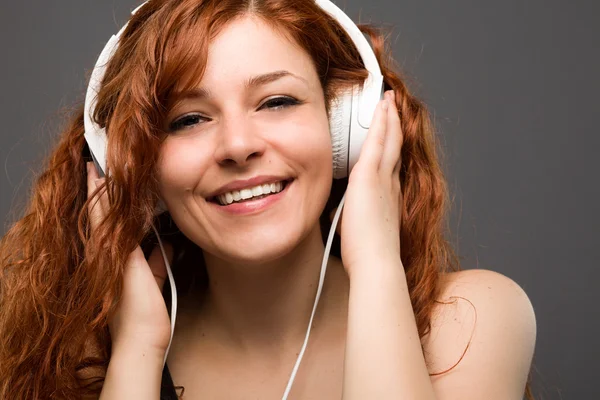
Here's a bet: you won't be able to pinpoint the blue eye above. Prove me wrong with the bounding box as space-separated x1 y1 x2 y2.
168 114 208 132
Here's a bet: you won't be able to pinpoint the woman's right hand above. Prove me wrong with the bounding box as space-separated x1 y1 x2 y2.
86 161 174 357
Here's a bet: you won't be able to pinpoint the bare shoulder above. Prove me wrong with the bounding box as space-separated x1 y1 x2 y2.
433 268 536 317
421 269 537 399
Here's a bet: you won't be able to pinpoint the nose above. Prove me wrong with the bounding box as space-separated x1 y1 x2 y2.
213 113 266 168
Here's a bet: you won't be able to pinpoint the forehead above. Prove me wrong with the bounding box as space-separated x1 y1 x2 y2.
200 15 318 89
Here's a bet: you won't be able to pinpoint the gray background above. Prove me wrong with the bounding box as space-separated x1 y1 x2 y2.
1 1 598 399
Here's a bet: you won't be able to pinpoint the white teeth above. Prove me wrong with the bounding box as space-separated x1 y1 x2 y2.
251 186 263 196
216 180 286 205
240 188 253 200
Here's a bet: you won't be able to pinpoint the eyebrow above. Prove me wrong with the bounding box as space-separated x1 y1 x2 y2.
172 70 308 102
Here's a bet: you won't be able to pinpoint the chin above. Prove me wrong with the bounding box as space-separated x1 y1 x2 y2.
207 220 321 269
222 231 303 265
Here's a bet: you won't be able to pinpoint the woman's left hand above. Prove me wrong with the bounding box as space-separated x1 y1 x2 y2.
332 89 404 276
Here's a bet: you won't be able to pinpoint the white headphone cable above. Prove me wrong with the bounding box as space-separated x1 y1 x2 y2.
280 192 346 399
151 222 178 368
153 191 345 386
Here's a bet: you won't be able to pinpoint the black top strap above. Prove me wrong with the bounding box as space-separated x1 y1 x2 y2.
160 363 179 400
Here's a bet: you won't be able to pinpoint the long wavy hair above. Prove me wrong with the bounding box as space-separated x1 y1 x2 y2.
0 0 534 398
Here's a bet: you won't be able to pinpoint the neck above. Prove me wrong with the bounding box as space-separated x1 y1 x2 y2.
194 225 347 356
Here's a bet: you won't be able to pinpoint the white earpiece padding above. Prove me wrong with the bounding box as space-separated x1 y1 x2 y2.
329 89 354 179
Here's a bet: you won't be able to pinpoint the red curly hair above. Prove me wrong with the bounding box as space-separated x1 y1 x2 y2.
0 0 534 398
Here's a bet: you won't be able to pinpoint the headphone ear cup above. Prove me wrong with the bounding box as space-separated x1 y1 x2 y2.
329 89 354 179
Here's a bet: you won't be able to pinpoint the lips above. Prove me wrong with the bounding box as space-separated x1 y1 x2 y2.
207 178 294 204
206 175 293 198
207 177 294 215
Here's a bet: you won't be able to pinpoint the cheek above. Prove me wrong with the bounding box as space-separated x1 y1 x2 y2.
278 118 333 210
277 109 333 173
294 134 332 174
156 140 209 197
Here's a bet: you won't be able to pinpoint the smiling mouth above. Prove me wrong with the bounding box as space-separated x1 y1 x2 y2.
206 178 293 205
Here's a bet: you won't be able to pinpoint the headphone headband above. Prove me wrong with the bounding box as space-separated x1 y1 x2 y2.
314 0 383 129
84 0 384 176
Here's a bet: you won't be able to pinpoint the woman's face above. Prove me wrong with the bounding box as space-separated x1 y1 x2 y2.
156 15 333 264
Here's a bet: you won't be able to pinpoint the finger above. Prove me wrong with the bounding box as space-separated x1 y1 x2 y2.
95 178 109 213
380 90 403 178
147 242 174 290
86 162 105 232
357 98 389 172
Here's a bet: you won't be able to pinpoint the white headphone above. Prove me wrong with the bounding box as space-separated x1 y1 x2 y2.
83 1 384 397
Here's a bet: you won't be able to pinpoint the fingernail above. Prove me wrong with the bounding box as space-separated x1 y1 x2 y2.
94 178 104 188
382 99 389 110
86 161 91 173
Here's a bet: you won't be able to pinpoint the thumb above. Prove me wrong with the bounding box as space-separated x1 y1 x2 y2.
147 242 174 291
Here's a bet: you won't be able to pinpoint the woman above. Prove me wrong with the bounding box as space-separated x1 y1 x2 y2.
0 0 536 399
